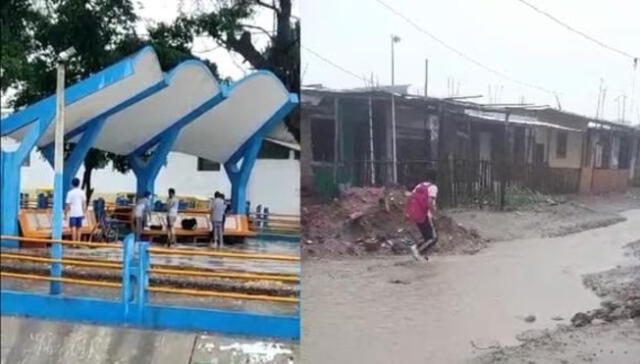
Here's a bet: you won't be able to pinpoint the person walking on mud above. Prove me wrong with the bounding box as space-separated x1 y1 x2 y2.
405 171 439 261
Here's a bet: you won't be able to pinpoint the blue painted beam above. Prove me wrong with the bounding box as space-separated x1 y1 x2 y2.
128 128 180 197
1 111 55 247
128 92 226 197
0 46 154 136
224 135 263 214
39 81 168 199
0 291 300 340
223 93 299 214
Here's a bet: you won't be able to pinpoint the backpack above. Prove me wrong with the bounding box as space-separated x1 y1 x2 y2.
181 218 197 230
405 182 431 224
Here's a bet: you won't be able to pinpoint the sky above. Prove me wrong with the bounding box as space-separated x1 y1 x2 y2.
301 0 640 124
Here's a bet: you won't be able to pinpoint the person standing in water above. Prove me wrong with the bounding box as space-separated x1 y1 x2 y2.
65 177 87 242
134 191 152 242
166 188 179 247
209 191 226 248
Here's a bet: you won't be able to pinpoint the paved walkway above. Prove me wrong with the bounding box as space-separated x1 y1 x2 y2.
1 316 297 364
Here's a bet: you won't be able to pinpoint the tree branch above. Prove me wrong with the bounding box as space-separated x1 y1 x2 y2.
239 23 274 40
224 31 268 69
254 1 280 13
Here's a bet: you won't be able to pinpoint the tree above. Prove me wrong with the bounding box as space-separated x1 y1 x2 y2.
0 0 42 93
3 0 218 200
185 0 300 140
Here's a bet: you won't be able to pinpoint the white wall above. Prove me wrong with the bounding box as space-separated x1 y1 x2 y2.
18 150 300 214
547 129 583 169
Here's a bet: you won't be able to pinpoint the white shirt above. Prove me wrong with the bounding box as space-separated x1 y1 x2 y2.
210 197 226 223
65 188 86 218
414 182 438 219
167 197 179 217
427 184 438 218
135 198 151 218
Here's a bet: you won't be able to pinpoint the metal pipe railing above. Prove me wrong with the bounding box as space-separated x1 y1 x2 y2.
147 246 299 262
1 235 299 303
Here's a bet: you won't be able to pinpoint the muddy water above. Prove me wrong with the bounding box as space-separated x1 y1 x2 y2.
2 237 300 315
301 210 640 364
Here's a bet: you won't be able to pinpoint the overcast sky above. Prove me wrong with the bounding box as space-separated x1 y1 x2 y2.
301 0 640 124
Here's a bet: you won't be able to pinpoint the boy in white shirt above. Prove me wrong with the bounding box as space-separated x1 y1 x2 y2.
209 191 226 248
65 178 87 241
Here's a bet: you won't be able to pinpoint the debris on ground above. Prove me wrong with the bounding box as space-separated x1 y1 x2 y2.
302 187 486 259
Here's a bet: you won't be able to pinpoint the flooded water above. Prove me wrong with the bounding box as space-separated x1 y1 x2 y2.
301 210 640 364
2 237 300 315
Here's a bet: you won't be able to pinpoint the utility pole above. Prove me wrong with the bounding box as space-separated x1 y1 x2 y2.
595 79 603 119
390 34 400 184
424 58 429 98
51 46 76 295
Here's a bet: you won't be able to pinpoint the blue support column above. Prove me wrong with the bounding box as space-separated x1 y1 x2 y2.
50 170 64 294
128 129 180 197
224 136 263 214
41 116 108 200
136 241 150 324
223 94 298 214
0 153 22 248
121 234 134 318
128 92 225 197
1 114 55 247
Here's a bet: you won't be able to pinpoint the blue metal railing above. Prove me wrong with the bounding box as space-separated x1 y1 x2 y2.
0 234 299 339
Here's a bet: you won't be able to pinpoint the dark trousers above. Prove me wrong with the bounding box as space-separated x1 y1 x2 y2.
416 216 437 253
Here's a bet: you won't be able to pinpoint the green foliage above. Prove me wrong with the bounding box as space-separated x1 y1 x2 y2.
185 0 300 140
3 0 221 187
504 185 547 210
0 0 42 92
3 0 299 195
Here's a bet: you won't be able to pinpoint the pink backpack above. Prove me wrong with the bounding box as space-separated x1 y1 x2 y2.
405 183 431 224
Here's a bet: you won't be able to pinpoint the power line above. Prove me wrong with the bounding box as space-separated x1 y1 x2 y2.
303 46 370 84
516 0 637 61
373 0 556 95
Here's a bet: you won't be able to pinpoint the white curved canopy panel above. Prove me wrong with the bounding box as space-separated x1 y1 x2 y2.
172 72 290 163
92 61 221 155
9 47 163 147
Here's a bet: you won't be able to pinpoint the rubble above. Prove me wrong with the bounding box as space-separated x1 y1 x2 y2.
302 187 486 259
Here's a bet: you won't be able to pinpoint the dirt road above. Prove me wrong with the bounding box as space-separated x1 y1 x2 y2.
301 209 640 364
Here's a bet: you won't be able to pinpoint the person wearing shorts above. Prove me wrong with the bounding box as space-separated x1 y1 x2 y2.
166 188 179 247
65 178 86 242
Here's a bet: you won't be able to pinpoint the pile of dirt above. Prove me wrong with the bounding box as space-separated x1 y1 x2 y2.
302 187 487 259
572 240 640 326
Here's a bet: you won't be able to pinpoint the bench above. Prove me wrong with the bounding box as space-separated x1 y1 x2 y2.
140 212 255 243
18 209 97 246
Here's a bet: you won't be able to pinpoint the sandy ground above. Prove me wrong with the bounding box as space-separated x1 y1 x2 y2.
470 240 640 364
301 209 640 364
